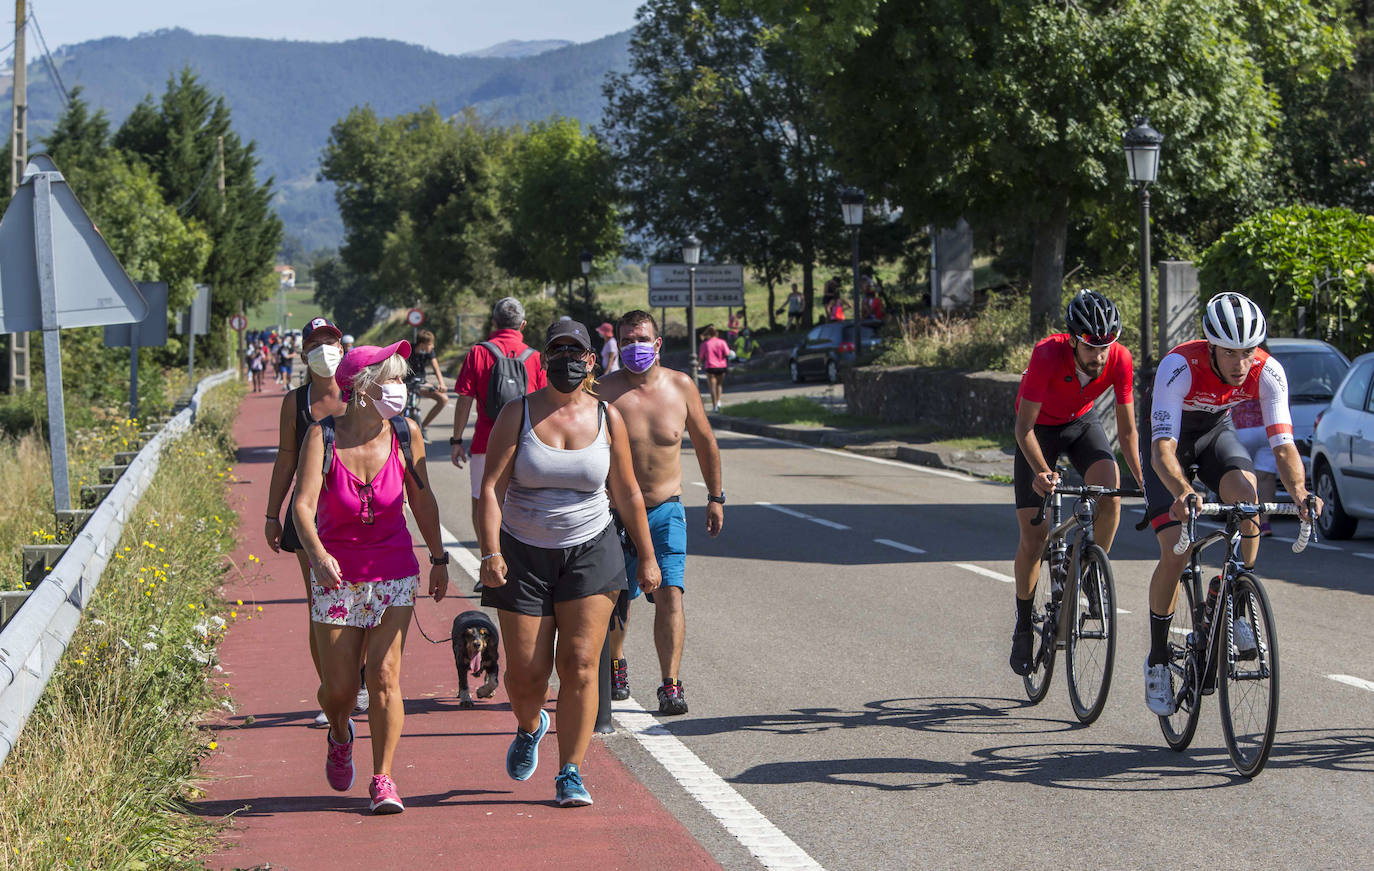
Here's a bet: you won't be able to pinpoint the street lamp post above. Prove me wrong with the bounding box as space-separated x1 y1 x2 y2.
1123 115 1164 449
580 247 593 326
682 234 701 387
841 187 866 365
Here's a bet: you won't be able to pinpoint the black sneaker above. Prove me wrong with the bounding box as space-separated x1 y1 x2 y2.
657 679 688 715
611 658 629 701
1009 628 1034 676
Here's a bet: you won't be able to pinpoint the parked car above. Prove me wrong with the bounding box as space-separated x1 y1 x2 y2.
1266 338 1351 466
1309 350 1374 538
790 321 882 384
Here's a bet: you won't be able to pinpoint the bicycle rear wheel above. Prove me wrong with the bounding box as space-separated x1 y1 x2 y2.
1159 578 1202 751
1066 544 1116 724
1022 550 1058 703
1218 573 1279 778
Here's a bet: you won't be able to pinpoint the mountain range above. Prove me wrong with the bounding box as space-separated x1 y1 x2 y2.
0 28 631 250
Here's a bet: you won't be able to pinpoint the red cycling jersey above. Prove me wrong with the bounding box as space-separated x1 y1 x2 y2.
1016 334 1134 426
1149 340 1293 447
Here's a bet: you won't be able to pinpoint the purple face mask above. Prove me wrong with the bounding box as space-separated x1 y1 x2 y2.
621 340 658 374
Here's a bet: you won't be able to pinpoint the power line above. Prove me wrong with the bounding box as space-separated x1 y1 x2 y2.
27 8 67 108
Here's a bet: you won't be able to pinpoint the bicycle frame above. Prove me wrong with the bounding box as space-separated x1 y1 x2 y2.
1178 515 1262 688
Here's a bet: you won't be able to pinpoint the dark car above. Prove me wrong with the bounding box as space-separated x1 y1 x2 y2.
790 321 881 384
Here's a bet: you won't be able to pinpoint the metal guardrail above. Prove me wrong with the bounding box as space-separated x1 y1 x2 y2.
0 368 237 766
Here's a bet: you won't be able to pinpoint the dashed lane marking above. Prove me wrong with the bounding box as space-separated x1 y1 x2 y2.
716 427 975 482
614 696 826 871
954 563 1015 584
1328 674 1374 694
1354 553 1374 561
755 501 850 530
438 522 482 582
875 538 926 554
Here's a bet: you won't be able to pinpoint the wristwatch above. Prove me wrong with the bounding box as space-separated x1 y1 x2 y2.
707 492 726 505
429 552 450 565
449 437 464 446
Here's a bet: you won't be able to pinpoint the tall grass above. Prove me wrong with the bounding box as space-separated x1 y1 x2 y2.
0 380 246 870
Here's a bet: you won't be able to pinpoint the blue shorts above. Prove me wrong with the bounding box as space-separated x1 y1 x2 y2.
624 499 687 602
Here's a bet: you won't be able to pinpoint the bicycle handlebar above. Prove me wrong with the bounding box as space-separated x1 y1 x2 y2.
1172 495 1316 555
1030 479 1143 527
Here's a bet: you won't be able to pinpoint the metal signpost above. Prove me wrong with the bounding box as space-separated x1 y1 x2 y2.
176 283 212 381
407 307 424 343
0 155 148 511
104 281 169 421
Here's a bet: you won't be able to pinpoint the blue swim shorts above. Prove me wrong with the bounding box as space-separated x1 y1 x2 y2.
624 498 687 602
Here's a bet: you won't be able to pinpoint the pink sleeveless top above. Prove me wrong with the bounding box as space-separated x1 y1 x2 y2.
316 431 420 584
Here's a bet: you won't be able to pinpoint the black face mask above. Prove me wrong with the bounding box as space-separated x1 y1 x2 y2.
547 356 588 393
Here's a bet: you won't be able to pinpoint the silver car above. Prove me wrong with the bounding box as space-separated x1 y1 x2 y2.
1310 350 1374 538
1267 338 1351 464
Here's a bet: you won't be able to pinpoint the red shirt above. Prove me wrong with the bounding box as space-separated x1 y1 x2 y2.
1016 334 1134 426
454 328 547 454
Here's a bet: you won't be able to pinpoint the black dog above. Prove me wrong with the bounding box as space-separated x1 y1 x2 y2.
451 610 500 708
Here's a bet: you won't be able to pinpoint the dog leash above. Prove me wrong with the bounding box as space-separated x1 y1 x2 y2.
410 607 453 645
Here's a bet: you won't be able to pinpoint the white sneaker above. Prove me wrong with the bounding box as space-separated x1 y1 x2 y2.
1232 618 1258 660
313 710 329 726
354 684 370 714
1145 659 1176 716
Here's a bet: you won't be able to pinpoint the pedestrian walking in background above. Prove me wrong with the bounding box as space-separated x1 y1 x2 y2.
597 322 620 375
601 310 724 716
292 340 450 815
341 334 355 354
248 342 265 392
450 297 547 542
777 283 804 331
698 325 732 412
477 319 661 807
263 317 364 727
280 339 298 390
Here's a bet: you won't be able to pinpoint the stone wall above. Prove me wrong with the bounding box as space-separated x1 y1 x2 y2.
842 365 1022 437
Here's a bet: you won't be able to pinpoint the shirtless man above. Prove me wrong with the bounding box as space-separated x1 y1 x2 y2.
599 310 724 715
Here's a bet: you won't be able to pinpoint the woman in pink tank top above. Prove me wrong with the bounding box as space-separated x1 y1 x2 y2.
293 340 450 815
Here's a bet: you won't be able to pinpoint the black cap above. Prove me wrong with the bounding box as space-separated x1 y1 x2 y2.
545 319 592 351
302 316 343 343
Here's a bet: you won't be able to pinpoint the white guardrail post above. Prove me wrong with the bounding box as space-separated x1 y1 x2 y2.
0 369 236 766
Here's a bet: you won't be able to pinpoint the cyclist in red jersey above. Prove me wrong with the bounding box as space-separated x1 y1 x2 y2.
1009 290 1144 676
1140 292 1321 715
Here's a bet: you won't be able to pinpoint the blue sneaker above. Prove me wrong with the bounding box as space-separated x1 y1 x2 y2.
555 763 593 807
506 709 549 781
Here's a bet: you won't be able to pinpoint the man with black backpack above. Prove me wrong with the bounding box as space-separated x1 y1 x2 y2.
450 297 547 537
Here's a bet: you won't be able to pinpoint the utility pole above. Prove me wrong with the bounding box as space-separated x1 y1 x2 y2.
217 134 225 214
6 0 29 392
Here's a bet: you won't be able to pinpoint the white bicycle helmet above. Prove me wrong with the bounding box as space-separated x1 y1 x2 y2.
1202 292 1266 350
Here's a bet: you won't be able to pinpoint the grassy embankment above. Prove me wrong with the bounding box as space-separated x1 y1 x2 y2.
0 380 249 870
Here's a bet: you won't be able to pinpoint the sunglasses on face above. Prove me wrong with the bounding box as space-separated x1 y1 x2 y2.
546 344 586 358
1078 332 1119 348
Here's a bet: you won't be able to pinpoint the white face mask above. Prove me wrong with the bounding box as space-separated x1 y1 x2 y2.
307 344 342 377
368 382 408 417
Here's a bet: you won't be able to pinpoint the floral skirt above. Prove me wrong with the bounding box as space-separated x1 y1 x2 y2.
310 574 417 629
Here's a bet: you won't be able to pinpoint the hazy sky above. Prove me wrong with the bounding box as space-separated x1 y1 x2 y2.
12 0 644 55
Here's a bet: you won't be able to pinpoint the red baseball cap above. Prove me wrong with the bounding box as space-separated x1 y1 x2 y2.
335 340 410 401
597 322 615 338
302 316 343 343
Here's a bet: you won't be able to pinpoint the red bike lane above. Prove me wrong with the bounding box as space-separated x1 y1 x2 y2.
198 387 721 870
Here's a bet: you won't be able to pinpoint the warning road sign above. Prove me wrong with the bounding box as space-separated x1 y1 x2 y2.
406 308 425 327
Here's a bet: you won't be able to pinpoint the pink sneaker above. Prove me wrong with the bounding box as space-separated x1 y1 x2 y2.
325 720 354 792
369 774 404 814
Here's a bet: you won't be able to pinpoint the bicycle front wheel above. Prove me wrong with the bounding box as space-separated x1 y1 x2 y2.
1023 549 1058 703
1066 544 1116 724
1159 578 1202 751
1218 573 1279 778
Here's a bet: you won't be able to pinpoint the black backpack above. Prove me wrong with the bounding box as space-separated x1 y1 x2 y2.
479 341 536 419
318 415 424 491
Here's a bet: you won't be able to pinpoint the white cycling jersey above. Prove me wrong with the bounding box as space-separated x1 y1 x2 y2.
1150 340 1293 449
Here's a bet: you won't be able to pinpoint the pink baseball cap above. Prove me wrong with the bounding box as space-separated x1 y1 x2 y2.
335 340 410 402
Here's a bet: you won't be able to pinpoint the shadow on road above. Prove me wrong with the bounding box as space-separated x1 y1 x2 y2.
188 786 515 818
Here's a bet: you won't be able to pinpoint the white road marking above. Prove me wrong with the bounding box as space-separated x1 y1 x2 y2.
1170 627 1189 637
1117 609 1132 615
1354 553 1374 561
813 446 976 481
691 481 706 487
437 522 482 582
1328 674 1374 694
954 563 1015 584
875 538 926 554
614 696 826 871
755 501 850 530
1283 538 1339 552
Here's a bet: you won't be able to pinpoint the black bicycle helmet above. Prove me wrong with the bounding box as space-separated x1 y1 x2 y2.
1065 290 1122 345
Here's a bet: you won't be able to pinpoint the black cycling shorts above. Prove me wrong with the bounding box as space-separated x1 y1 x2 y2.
1144 416 1253 530
482 522 627 617
1013 416 1116 509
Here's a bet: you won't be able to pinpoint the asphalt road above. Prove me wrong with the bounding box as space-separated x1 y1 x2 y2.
413 393 1374 871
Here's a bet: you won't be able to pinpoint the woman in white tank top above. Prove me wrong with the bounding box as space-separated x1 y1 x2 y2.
476 319 661 807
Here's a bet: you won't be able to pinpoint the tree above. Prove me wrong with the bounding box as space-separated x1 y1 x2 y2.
497 117 622 318
600 0 851 328
312 255 379 337
114 68 283 354
741 0 1352 334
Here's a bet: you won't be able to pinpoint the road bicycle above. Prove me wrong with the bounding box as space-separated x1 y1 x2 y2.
1158 494 1314 777
1023 479 1142 724
403 375 428 428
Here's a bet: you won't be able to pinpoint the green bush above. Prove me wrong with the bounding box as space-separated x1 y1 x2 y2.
1198 206 1374 356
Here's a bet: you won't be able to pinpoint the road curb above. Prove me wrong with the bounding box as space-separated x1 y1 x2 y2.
707 412 1012 481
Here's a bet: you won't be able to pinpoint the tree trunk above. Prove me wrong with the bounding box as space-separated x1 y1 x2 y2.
1029 195 1071 337
766 275 776 331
